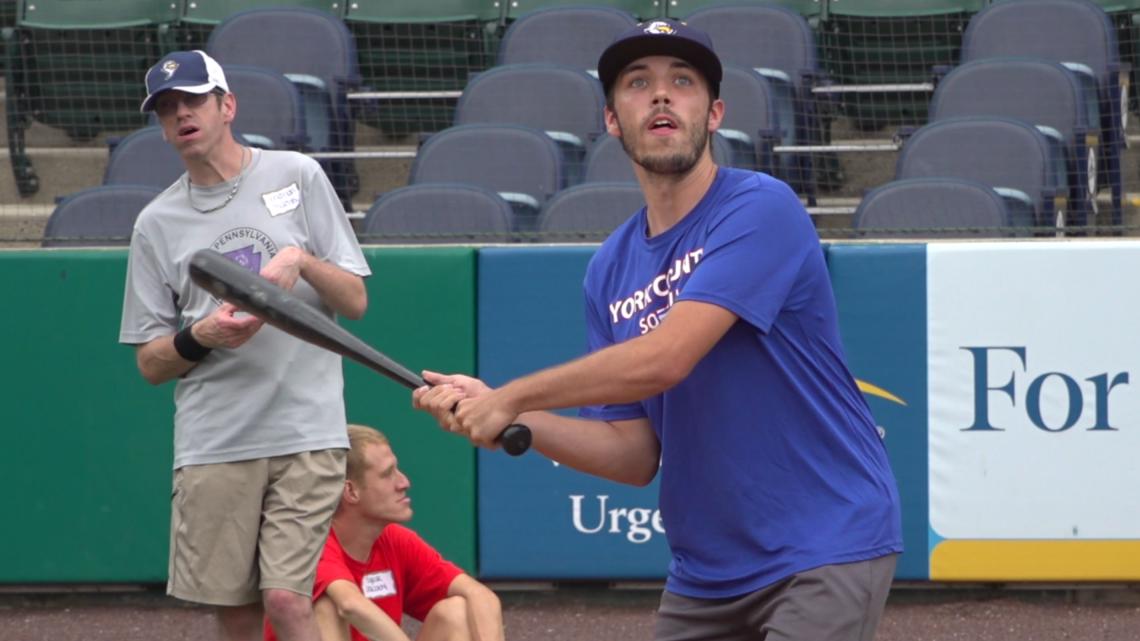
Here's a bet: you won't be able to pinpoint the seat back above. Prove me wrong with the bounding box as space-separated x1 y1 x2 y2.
684 4 818 93
896 116 1062 225
182 0 342 25
409 124 565 212
854 177 1021 237
103 126 185 189
669 0 822 18
826 0 984 18
19 0 177 28
498 6 638 69
207 7 359 95
719 65 786 174
931 58 1094 144
361 184 514 243
537 183 645 239
962 0 1118 84
454 63 606 149
504 0 658 20
223 65 308 150
42 185 163 247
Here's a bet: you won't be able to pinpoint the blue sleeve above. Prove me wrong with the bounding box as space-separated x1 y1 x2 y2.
679 180 816 333
577 256 646 422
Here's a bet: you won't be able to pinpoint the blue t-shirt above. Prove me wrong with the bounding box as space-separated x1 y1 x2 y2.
580 168 902 598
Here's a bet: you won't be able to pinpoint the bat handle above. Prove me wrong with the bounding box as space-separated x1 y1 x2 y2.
498 424 532 456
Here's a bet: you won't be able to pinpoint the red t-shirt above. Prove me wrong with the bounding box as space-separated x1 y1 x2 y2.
264 524 463 641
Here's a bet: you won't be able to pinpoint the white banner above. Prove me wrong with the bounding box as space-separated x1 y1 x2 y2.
928 241 1140 539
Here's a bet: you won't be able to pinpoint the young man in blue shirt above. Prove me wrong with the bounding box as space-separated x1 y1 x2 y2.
415 19 902 641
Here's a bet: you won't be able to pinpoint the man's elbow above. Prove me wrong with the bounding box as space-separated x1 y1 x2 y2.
335 598 366 622
342 287 367 321
648 359 691 392
619 462 659 487
136 353 167 386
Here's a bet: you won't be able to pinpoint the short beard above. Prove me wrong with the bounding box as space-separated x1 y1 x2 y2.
621 116 710 176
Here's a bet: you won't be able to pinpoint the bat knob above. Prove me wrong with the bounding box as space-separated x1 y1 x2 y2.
499 424 532 456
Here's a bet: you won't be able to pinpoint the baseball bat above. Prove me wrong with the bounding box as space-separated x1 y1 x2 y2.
187 248 532 456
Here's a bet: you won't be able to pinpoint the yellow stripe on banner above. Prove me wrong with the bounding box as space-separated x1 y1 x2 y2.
931 540 1140 581
855 379 907 405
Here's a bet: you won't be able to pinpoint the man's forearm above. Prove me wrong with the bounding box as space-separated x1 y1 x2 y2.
136 334 196 385
300 256 367 320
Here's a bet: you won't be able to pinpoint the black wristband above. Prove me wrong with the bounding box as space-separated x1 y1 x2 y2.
173 325 212 362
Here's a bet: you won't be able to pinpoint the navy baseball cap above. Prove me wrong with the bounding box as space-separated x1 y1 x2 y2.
597 18 722 99
140 50 229 112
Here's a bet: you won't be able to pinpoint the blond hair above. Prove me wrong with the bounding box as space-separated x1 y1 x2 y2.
346 424 390 482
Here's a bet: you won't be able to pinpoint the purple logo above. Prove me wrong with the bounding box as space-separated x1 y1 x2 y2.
224 245 262 273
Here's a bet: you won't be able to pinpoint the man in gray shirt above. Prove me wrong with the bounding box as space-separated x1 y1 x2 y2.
119 50 370 641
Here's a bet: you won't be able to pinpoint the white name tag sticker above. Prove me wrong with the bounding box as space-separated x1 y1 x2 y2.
361 570 397 599
262 183 301 217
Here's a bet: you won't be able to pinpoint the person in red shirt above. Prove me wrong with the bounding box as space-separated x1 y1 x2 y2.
266 425 504 641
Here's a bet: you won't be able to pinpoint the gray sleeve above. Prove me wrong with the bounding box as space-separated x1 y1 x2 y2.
301 159 371 277
119 227 179 344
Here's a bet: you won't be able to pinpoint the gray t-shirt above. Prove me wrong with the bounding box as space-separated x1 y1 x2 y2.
119 148 371 468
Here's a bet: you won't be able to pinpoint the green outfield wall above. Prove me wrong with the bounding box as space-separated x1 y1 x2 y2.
0 248 477 583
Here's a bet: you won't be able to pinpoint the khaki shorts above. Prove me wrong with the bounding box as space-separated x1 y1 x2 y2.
167 449 346 606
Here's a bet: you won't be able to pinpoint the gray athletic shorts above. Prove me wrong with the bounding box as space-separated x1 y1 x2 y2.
167 449 346 606
655 554 898 641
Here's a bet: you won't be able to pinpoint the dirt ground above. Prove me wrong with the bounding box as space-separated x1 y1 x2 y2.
2 584 1139 641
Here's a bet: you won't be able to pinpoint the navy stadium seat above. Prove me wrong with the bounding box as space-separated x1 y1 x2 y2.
223 65 309 151
895 116 1069 229
453 64 606 185
103 127 185 189
42 185 163 247
208 7 361 206
962 0 1127 225
684 3 826 196
497 6 638 71
537 182 646 240
360 184 514 244
409 124 565 231
854 177 1032 237
930 57 1102 226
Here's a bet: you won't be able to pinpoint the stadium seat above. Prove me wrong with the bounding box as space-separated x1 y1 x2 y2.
360 183 514 244
930 57 1102 226
503 0 660 21
583 132 742 184
853 177 1033 238
1 0 178 196
962 0 1127 225
537 182 645 240
719 65 792 179
42 185 163 247
180 0 341 27
497 5 638 70
683 4 825 196
103 126 185 189
409 124 565 231
895 116 1069 229
207 7 361 207
819 0 984 131
667 0 822 20
344 0 499 135
453 63 606 184
103 125 266 188
1090 0 1140 114
222 65 309 151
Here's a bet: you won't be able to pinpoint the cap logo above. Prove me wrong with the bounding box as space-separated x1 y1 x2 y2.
643 21 676 35
161 60 179 79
